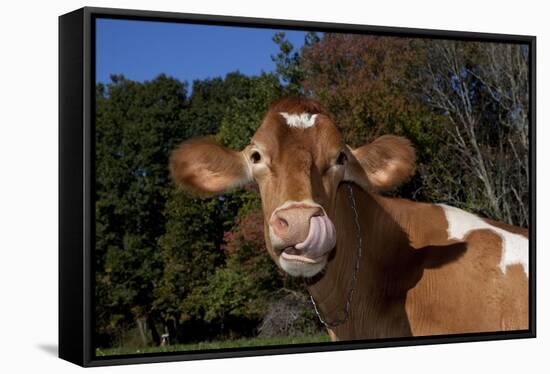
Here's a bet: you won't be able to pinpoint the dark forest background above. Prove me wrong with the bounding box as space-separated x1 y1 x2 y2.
94 33 529 351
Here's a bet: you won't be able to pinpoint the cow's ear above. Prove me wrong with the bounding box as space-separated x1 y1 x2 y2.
344 135 416 191
169 137 251 196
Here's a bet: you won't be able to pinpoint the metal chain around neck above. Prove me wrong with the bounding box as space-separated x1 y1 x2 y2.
309 183 363 328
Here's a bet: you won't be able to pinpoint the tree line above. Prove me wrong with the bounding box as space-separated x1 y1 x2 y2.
94 32 529 348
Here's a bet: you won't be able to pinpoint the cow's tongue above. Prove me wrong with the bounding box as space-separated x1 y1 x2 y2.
295 215 336 258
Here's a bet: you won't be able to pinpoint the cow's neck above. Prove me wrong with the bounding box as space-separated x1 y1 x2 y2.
306 183 436 336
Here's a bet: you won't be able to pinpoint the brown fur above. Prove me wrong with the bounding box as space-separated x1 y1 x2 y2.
169 137 250 196
307 187 528 339
170 97 529 340
346 135 416 191
269 96 331 116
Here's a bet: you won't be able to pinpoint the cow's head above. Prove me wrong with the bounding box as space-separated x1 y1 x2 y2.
170 97 415 277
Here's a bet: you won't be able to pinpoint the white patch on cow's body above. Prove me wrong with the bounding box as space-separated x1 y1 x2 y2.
438 204 528 276
279 112 318 129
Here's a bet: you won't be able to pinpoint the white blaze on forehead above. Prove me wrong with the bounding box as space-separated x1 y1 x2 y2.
438 204 528 276
279 112 318 129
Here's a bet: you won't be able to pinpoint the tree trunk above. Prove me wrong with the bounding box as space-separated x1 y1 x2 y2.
136 317 148 347
147 315 161 346
167 319 178 345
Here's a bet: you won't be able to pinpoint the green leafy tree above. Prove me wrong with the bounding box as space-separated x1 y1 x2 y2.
95 74 188 347
216 73 284 149
271 32 319 95
154 192 226 343
179 72 253 138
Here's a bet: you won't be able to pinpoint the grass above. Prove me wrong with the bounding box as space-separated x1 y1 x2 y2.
96 334 331 357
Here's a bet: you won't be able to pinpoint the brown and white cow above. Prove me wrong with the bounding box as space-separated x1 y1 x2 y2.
169 97 529 340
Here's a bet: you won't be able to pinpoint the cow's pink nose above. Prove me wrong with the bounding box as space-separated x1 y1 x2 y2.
269 205 324 245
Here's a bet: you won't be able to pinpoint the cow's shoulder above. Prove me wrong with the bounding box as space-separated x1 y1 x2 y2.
372 195 454 248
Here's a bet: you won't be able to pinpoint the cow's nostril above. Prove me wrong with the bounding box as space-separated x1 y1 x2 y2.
270 204 326 244
272 215 289 232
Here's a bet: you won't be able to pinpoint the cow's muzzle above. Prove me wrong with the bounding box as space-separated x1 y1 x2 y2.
269 202 336 276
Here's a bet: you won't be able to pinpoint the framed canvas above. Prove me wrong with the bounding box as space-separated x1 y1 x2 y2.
59 6 536 367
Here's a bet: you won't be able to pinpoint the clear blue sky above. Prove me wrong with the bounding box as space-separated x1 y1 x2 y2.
96 18 308 85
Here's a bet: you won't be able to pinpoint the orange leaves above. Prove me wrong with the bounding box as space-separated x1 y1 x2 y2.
300 35 427 146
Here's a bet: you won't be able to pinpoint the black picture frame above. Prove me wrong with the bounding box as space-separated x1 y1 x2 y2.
59 6 536 367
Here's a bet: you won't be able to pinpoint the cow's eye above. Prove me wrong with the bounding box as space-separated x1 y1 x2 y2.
336 152 347 165
251 151 262 164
